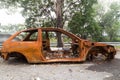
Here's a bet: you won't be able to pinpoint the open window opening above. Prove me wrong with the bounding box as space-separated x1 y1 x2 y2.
12 30 38 41
42 31 80 59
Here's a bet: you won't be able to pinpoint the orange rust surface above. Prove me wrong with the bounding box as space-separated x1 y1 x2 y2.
0 28 116 63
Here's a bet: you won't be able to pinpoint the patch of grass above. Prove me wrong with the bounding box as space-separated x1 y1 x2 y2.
115 46 120 48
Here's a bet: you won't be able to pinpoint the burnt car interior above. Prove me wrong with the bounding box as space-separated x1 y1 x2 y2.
12 29 80 59
42 30 80 59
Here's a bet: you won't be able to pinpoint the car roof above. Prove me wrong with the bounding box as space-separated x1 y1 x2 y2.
19 27 83 41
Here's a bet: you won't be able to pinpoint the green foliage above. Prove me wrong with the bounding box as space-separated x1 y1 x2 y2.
42 21 54 27
20 0 54 28
0 0 98 29
100 2 120 41
68 0 103 41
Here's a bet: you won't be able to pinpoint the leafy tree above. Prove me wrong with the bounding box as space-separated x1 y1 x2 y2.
100 2 120 41
68 0 103 41
0 0 98 28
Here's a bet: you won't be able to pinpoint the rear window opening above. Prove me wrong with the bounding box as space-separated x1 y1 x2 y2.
12 30 38 41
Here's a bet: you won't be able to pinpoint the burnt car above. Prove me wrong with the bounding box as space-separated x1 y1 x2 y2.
0 28 116 63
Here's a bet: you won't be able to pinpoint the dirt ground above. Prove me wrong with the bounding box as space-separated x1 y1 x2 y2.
0 52 120 80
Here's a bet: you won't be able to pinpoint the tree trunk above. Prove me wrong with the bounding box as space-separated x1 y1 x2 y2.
55 0 64 47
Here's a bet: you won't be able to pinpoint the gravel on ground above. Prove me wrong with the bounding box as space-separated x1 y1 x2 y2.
0 52 120 80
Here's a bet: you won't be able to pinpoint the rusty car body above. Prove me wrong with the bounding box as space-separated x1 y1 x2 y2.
0 28 116 63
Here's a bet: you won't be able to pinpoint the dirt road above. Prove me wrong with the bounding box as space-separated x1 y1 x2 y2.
0 52 120 80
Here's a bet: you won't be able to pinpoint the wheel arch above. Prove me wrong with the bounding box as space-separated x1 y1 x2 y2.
8 52 29 62
86 46 107 61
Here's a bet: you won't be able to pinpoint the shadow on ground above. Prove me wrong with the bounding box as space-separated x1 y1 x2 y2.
86 58 120 80
5 57 28 65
